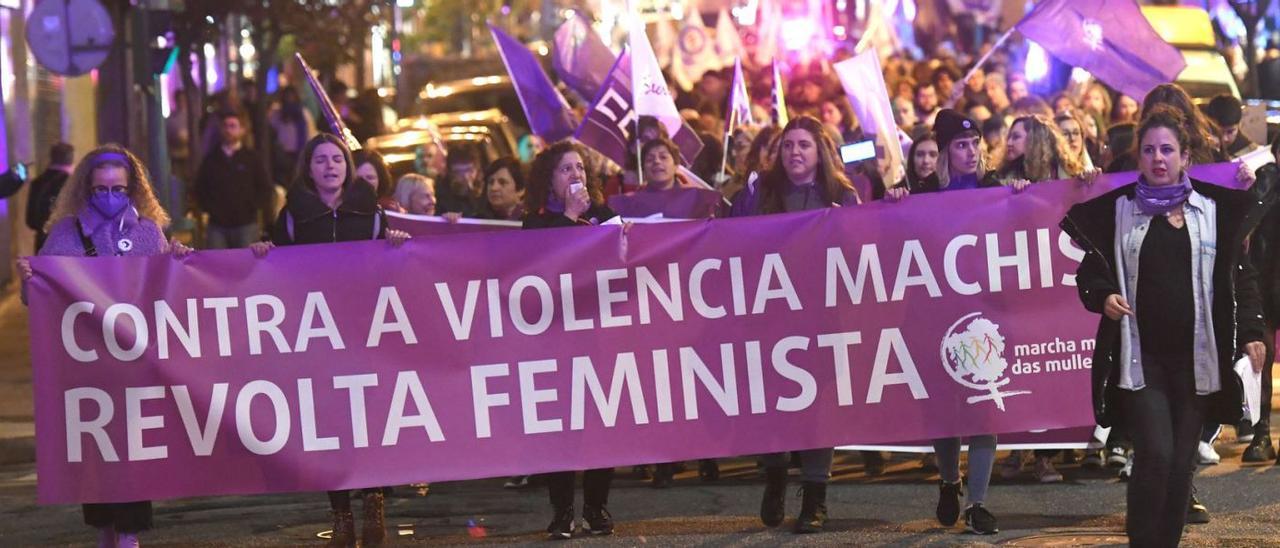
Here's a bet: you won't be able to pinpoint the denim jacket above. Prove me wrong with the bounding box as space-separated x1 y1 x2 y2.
1114 186 1219 394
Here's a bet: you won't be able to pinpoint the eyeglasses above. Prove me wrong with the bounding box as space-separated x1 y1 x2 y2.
91 185 129 195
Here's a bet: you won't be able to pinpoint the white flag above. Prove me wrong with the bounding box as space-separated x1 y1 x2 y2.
727 57 754 132
834 50 904 183
714 9 745 66
631 19 683 139
670 12 722 90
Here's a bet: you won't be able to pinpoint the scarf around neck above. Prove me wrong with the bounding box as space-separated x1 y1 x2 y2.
1135 171 1192 216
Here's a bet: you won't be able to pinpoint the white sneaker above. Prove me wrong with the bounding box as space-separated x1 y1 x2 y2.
1197 441 1221 465
1118 451 1134 481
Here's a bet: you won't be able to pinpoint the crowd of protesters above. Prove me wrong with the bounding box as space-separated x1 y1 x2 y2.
12 20 1280 547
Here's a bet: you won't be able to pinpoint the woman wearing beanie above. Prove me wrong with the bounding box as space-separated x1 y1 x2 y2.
886 109 1001 535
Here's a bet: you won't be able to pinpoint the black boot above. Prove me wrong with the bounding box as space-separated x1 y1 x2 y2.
760 466 787 527
546 505 575 540
1243 424 1276 463
652 463 675 488
698 459 720 482
794 482 828 534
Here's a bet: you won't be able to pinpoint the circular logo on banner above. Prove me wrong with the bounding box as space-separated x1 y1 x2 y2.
117 239 133 253
939 312 1030 411
679 26 708 56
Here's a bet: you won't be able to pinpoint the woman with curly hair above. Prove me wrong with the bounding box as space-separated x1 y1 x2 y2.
17 144 193 548
992 115 1083 189
522 140 619 540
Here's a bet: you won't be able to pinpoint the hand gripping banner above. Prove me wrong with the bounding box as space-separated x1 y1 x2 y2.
28 165 1242 503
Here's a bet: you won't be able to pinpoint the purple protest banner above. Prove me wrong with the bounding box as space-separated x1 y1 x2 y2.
574 49 705 168
28 164 1246 504
1015 0 1186 101
607 187 724 219
386 211 519 237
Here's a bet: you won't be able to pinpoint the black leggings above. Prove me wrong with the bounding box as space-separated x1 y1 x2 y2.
83 502 152 533
1122 353 1206 548
547 469 613 510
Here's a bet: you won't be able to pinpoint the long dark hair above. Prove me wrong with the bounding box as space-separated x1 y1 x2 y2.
756 115 858 214
906 132 938 186
353 149 393 199
524 140 603 213
293 133 357 196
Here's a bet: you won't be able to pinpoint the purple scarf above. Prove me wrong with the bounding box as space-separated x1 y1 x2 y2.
1135 172 1192 216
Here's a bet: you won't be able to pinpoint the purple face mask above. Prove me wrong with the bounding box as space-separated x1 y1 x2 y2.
89 191 131 218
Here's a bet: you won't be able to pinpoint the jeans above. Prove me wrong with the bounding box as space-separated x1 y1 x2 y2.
760 447 836 483
206 222 260 249
933 435 997 504
1123 353 1205 548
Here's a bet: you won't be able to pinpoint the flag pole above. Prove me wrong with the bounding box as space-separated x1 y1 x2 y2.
718 111 735 187
946 25 1018 108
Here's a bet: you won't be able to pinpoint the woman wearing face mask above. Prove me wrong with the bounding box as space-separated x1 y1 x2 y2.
250 134 409 547
523 141 618 540
1062 105 1269 547
353 149 403 213
742 115 856 535
16 145 193 548
884 110 1001 534
479 157 527 221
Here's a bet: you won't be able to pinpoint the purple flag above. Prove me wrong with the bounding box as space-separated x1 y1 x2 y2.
1015 0 1186 100
574 49 705 168
490 24 576 142
553 15 617 102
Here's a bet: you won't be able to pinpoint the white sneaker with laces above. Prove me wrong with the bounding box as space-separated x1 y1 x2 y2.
1197 441 1221 465
1118 451 1135 481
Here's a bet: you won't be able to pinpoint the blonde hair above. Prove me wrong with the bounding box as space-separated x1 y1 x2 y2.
1006 116 1083 182
936 131 987 188
47 144 170 231
392 174 434 209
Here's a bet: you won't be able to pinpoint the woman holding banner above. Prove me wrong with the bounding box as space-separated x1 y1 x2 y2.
894 133 939 193
1062 106 1269 547
17 144 193 548
250 133 409 547
523 140 618 539
989 115 1084 483
749 115 857 534
885 109 1001 535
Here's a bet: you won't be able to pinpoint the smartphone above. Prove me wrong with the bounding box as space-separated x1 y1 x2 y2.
840 140 876 164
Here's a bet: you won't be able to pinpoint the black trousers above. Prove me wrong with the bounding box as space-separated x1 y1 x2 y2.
83 502 152 533
1260 336 1275 430
547 468 613 510
1122 353 1206 548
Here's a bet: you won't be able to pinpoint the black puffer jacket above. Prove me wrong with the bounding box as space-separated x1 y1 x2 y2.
1060 177 1271 427
271 182 386 245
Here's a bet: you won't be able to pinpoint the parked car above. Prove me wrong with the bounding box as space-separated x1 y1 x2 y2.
367 108 522 180
417 75 531 134
1142 5 1241 102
